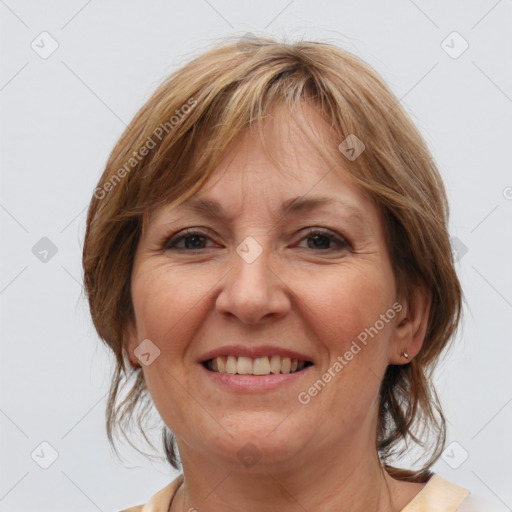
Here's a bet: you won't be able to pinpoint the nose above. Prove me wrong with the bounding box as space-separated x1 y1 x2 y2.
215 240 291 325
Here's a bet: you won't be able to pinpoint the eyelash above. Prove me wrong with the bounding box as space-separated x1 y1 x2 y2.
161 227 350 252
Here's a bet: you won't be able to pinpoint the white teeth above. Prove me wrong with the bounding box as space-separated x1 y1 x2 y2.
252 357 270 375
281 357 291 373
270 355 281 374
206 355 309 375
237 356 253 374
226 355 237 374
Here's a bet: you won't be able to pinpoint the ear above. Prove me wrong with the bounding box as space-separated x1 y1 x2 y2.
389 284 431 365
124 319 141 370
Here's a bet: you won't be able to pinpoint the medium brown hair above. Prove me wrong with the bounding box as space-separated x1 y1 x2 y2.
82 35 463 481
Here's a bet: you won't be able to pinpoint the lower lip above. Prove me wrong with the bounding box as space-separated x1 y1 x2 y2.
200 363 313 392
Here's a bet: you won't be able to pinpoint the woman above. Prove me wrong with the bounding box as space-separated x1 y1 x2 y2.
83 36 481 511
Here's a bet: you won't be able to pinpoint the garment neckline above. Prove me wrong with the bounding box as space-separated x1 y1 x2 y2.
167 475 184 511
166 472 462 512
401 473 439 509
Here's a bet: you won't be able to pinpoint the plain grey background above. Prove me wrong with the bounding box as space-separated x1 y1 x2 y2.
1 1 511 511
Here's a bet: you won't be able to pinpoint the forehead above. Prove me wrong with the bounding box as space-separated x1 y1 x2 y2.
144 99 379 234
148 160 370 232
148 103 373 225
145 173 376 246
167 194 367 226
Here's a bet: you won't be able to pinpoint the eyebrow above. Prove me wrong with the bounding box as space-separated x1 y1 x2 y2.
176 195 365 223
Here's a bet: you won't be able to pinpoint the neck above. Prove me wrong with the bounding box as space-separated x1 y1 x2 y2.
172 437 407 512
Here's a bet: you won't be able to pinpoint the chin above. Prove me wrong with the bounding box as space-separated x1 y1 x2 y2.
205 415 311 468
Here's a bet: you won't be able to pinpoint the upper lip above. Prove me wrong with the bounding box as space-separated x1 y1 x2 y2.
198 345 314 363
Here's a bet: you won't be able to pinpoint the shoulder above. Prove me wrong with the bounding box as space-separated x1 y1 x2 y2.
413 474 500 512
118 473 184 512
402 473 469 511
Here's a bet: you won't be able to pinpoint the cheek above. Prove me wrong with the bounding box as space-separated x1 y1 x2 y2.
296 263 396 364
131 265 215 435
131 263 208 352
292 268 396 431
309 262 393 322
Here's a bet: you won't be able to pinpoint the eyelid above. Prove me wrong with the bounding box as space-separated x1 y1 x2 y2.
159 227 214 250
160 225 351 251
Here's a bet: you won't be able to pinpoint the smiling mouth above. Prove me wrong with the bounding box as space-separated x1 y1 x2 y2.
202 355 314 375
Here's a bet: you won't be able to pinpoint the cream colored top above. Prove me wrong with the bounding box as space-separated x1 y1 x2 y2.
121 473 481 512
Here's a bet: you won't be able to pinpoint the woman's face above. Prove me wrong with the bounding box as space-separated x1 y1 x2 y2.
127 104 413 470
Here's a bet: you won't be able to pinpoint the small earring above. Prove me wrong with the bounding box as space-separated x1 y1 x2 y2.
401 350 409 359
